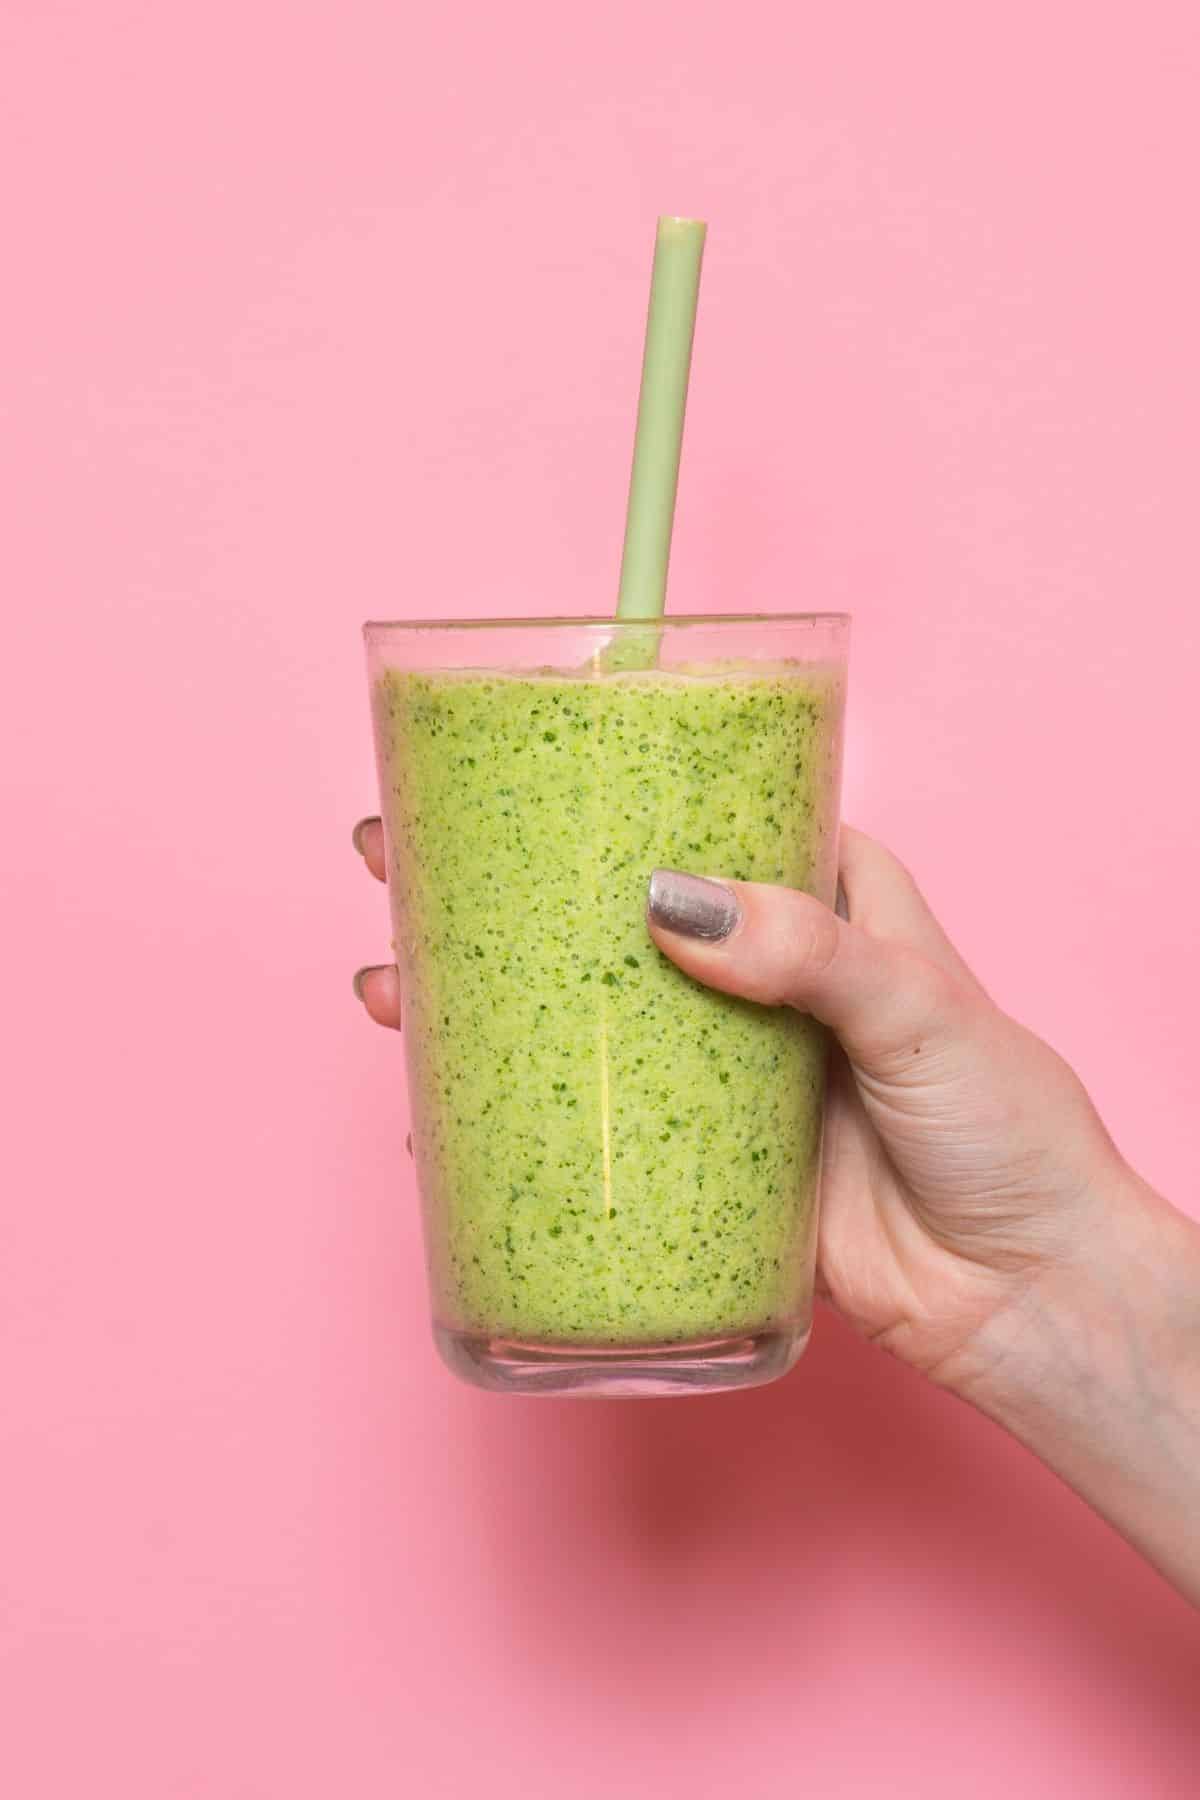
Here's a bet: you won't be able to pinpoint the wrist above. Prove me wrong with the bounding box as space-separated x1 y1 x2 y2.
946 1160 1200 1436
938 1160 1200 1599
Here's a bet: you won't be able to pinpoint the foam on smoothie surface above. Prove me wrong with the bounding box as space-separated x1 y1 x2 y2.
376 661 843 1345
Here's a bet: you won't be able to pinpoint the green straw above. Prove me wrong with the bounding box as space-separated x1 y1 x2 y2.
616 217 707 622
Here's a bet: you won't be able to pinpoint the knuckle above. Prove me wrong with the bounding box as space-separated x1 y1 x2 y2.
891 952 963 1051
804 904 843 976
789 896 842 977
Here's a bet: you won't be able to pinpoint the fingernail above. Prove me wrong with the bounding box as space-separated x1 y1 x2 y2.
647 869 740 942
835 878 850 921
352 816 380 856
353 964 387 1002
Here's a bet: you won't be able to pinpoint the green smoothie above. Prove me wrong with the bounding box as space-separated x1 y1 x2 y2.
375 659 844 1349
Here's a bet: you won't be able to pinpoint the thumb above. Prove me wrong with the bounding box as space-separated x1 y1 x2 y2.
646 867 968 1077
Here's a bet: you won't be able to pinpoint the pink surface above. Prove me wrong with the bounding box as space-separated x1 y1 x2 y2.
3 2 1199 1793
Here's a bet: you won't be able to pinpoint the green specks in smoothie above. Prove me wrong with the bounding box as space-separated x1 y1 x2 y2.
378 659 842 1346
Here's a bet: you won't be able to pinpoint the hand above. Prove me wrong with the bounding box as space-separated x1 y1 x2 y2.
641 837 1200 1608
353 812 1129 1383
642 830 1140 1387
353 814 1200 1601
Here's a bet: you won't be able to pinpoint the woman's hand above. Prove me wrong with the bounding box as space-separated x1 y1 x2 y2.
643 829 1135 1386
353 814 1200 1603
641 832 1200 1607
353 813 1128 1379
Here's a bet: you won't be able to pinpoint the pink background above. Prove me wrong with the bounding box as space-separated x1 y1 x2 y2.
3 2 1199 1794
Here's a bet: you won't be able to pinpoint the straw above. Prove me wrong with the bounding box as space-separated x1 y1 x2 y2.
615 216 707 623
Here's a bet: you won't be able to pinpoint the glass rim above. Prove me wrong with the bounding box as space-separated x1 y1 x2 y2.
364 611 851 636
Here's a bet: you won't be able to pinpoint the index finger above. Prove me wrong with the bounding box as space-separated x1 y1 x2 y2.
352 816 387 881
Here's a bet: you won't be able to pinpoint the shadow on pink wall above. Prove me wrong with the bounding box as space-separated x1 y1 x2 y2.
363 1312 1200 1741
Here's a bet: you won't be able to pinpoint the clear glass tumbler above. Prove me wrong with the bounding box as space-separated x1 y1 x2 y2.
365 613 850 1396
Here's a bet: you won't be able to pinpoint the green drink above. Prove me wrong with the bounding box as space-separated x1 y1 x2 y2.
367 614 849 1395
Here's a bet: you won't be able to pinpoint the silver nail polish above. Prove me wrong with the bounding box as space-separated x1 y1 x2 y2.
647 869 740 942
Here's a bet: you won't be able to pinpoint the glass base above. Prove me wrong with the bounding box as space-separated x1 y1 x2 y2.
433 1322 810 1398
